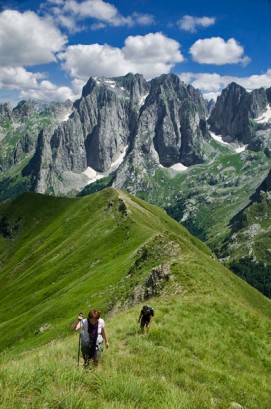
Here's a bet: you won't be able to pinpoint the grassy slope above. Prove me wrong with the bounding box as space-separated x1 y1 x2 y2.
0 188 210 353
0 188 271 408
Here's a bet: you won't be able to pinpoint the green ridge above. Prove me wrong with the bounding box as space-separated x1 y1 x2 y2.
0 188 271 408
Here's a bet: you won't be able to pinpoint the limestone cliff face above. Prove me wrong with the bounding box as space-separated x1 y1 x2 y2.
208 82 269 144
6 76 271 196
113 74 209 192
142 74 208 167
24 73 209 194
0 99 73 173
75 73 149 172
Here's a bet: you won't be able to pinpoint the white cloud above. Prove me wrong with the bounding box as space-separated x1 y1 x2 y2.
60 32 184 80
0 67 44 90
90 22 106 30
236 69 271 90
179 69 271 100
189 37 250 66
0 66 79 103
63 0 118 21
0 10 67 67
71 78 87 96
20 80 78 102
131 12 155 26
123 33 182 63
43 0 154 32
179 72 225 92
60 44 128 79
178 15 215 33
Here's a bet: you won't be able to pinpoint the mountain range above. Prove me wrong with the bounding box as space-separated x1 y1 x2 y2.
1 72 271 296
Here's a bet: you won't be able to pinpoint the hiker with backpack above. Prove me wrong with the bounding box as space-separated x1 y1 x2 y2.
138 305 154 334
71 309 109 368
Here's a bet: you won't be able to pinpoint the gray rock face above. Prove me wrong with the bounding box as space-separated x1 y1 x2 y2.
0 99 73 173
144 74 208 167
208 82 269 144
25 73 209 194
3 75 271 198
113 74 209 192
53 74 149 174
0 103 13 123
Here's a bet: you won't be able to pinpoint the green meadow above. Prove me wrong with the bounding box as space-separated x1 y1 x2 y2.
0 188 271 408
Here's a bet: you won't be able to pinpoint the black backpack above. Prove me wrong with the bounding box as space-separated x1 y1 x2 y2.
147 306 154 317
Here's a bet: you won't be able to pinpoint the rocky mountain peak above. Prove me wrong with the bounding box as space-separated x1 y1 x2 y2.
149 73 187 100
208 81 270 145
22 73 212 195
7 74 270 198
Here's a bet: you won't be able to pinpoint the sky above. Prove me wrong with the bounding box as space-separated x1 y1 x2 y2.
0 0 270 105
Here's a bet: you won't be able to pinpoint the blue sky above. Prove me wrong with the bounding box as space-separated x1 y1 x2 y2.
0 0 270 104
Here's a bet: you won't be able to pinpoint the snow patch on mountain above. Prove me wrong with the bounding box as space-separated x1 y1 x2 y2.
139 93 149 107
159 163 188 172
255 105 271 123
83 145 128 184
170 163 188 171
210 131 247 153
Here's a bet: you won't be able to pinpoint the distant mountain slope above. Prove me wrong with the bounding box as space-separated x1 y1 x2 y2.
0 188 271 409
0 99 72 201
220 169 271 296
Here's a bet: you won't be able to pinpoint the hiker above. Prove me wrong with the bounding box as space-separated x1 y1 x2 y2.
71 309 109 368
138 305 154 334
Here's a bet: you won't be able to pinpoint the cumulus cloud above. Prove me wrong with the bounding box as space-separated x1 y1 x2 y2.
0 67 44 90
179 69 271 100
0 9 67 67
59 32 184 80
178 15 215 33
0 66 79 103
20 80 78 102
63 0 118 21
43 0 154 32
189 37 250 66
132 12 154 26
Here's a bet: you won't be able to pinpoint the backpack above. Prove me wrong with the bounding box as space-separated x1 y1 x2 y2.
147 306 154 317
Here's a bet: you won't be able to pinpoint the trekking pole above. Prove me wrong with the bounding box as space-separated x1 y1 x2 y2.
77 312 83 367
77 333 81 366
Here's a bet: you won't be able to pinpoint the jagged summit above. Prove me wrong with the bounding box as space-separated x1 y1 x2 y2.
208 81 270 145
21 73 209 195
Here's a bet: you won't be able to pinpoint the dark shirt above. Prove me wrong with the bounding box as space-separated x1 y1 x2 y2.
140 308 153 321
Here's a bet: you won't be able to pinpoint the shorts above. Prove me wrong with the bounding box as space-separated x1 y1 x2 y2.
140 318 150 327
81 341 103 362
